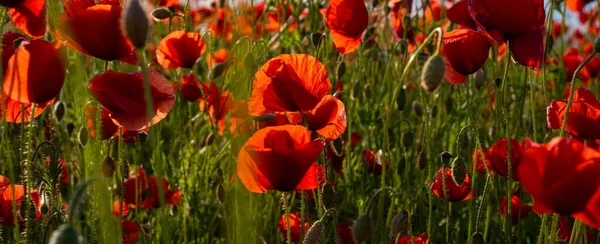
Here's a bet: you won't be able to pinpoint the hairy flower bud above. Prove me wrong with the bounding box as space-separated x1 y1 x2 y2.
451 157 467 186
402 132 414 148
412 101 423 117
123 0 149 49
420 55 445 93
53 101 66 122
303 220 324 244
151 7 172 20
471 232 485 244
474 69 485 90
353 215 373 243
390 210 409 239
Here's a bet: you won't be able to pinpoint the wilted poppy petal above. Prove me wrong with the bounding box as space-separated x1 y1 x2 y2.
325 0 368 54
156 30 206 69
8 0 46 38
307 95 347 141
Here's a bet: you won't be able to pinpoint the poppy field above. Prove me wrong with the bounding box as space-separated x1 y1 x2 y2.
3 0 600 243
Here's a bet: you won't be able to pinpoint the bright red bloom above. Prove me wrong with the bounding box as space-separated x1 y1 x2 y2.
363 149 388 175
567 0 594 13
123 167 147 206
277 212 309 243
472 148 492 173
3 39 66 104
393 232 429 244
0 180 41 226
200 90 234 135
442 29 490 85
0 95 52 123
468 0 545 70
305 95 346 141
88 71 176 131
562 54 590 84
547 88 600 140
122 219 139 244
56 0 136 62
0 0 46 38
179 73 205 102
156 30 206 69
141 176 183 209
325 0 369 54
237 125 325 193
517 137 600 228
500 194 532 225
84 104 143 142
447 1 475 29
429 166 472 202
552 22 567 38
486 138 524 180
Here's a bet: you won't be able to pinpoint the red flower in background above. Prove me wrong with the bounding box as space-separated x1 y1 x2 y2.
363 149 387 175
277 212 309 243
88 71 176 131
56 0 136 62
237 125 325 193
442 29 490 84
122 219 139 244
0 176 41 226
552 22 568 38
517 137 600 228
547 88 600 140
84 104 144 142
562 54 590 84
123 167 182 208
0 95 52 123
472 148 492 173
430 166 472 202
156 30 207 69
393 232 429 244
199 90 234 135
208 48 230 68
0 0 46 38
179 73 215 102
500 193 532 225
325 0 369 54
468 0 545 70
486 138 524 180
142 176 183 209
567 0 594 13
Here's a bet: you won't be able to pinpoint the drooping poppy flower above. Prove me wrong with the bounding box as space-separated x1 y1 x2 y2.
277 212 309 243
441 29 490 84
500 194 532 225
141 176 183 209
517 137 600 228
84 104 144 142
547 88 600 140
88 71 176 131
468 0 545 70
393 232 429 244
486 138 524 180
447 1 475 29
248 54 331 115
0 0 46 38
237 125 325 193
56 0 136 62
122 219 139 244
429 166 472 202
0 182 41 226
156 30 207 69
325 0 369 54
3 39 66 104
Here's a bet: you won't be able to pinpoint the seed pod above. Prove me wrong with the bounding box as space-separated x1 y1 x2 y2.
205 132 216 146
474 69 485 90
451 157 467 186
101 156 116 177
53 101 66 122
471 232 485 244
429 105 438 118
390 210 409 239
353 214 373 244
40 204 49 215
67 123 75 136
254 113 276 122
210 62 227 79
216 184 226 204
49 224 84 244
78 127 89 147
396 88 407 111
595 36 600 53
439 151 452 166
311 32 324 47
402 132 414 148
420 55 445 93
303 220 324 244
416 151 427 170
320 182 336 211
151 7 172 20
412 101 423 117
122 0 149 49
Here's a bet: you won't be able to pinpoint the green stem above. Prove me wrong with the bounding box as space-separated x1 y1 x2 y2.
500 41 512 243
25 103 36 242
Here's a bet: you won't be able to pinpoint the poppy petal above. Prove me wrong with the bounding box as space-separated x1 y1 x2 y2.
307 95 347 141
510 27 544 71
8 0 46 38
325 0 368 54
156 30 207 69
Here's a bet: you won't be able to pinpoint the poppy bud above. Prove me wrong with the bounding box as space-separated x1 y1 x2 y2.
49 224 83 244
205 132 216 146
353 214 373 244
210 62 227 79
451 157 467 186
40 204 49 215
402 132 414 148
396 88 406 111
416 151 427 170
78 127 89 147
53 101 66 122
421 55 445 93
151 7 172 20
412 101 423 117
390 210 409 239
137 131 148 143
67 123 75 136
102 156 116 177
254 113 276 122
320 182 336 210
440 151 452 166
336 62 346 79
471 232 485 244
311 32 324 47
474 69 485 90
303 220 324 244
216 184 226 204
594 36 600 53
429 105 438 118
122 0 149 49
494 77 502 87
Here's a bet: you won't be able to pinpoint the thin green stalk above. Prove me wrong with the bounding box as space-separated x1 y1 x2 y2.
500 41 512 243
284 192 292 244
25 103 36 242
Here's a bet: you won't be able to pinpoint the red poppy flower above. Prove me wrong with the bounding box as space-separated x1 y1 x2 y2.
0 0 46 38
586 57 600 78
0 175 9 187
237 125 325 193
112 200 128 218
562 54 590 84
441 29 490 84
363 149 388 175
389 10 414 40
472 148 493 173
567 0 594 13
557 216 598 242
208 48 230 68
325 0 369 54
429 166 472 202
88 71 176 131
156 30 207 69
447 1 476 29
3 39 66 104
468 0 545 70
179 73 206 102
517 137 600 228
84 104 143 142
547 88 600 140
200 90 234 135
393 232 429 244
305 95 346 141
123 167 147 207
248 54 331 115
0 182 41 226
141 176 183 209
1 95 52 123
486 138 524 180
56 0 136 62
500 194 532 225
552 22 567 38
277 212 309 243
337 223 355 244
122 219 139 244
